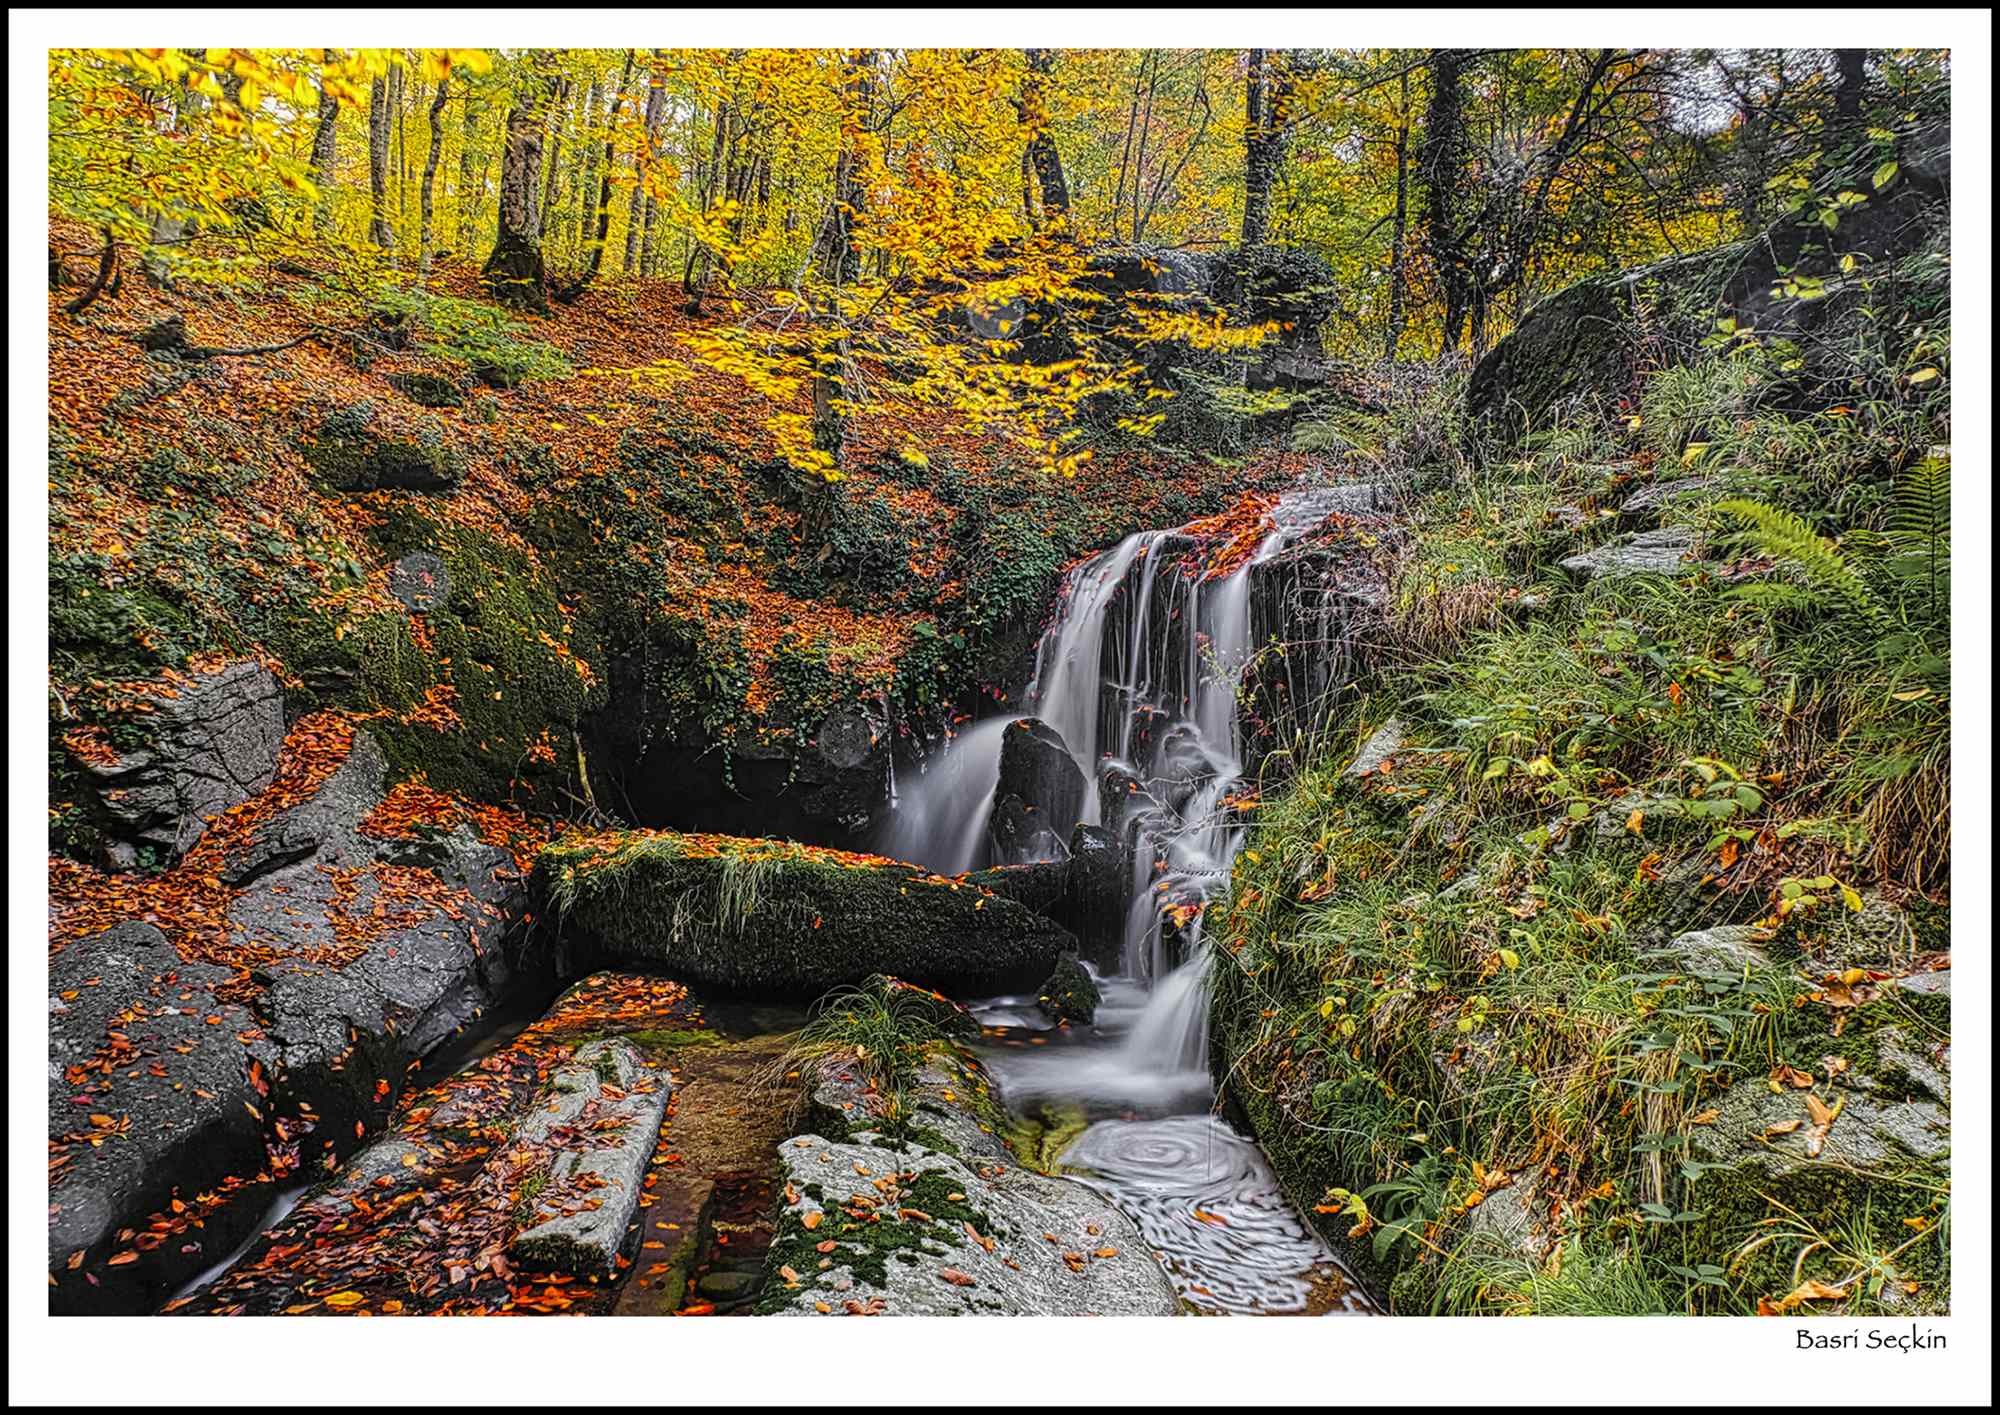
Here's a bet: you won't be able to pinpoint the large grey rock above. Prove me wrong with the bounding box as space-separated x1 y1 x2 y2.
988 718 1086 865
1469 121 1950 438
1690 1079 1948 1175
535 832 1074 999
49 729 539 1313
509 1040 674 1275
46 922 271 1314
1465 1171 1550 1264
1871 1027 1949 1104
1618 476 1710 523
77 660 284 867
1559 527 1704 581
764 1061 1180 1316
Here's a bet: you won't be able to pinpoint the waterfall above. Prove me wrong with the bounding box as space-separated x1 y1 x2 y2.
880 481 1377 1082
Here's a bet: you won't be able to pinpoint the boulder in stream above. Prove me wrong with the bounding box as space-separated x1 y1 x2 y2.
987 717 1087 865
1035 955 1102 1025
535 829 1076 998
508 1039 674 1275
761 1059 1182 1316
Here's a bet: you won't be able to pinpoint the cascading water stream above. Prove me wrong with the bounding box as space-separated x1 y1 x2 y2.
874 481 1381 1313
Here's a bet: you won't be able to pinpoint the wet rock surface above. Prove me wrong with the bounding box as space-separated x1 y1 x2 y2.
762 1060 1181 1316
76 659 284 868
172 974 716 1315
988 717 1087 864
48 720 545 1314
508 1040 674 1275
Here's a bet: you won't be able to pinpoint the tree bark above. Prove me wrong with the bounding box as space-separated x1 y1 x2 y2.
419 76 449 278
311 51 340 234
1242 49 1273 245
388 59 407 216
625 76 666 275
454 94 484 248
810 51 873 471
1418 48 1473 352
1020 49 1071 224
1383 71 1411 360
1833 49 1869 158
537 75 572 253
484 57 557 312
556 51 633 303
368 75 395 250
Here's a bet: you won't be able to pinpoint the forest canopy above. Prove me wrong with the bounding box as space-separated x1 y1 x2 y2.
48 45 1951 479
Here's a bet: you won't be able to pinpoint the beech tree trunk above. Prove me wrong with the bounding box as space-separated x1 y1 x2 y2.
1242 48 1295 246
811 51 873 470
418 77 448 278
484 59 557 312
557 51 633 303
538 76 572 254
388 60 407 216
1020 48 1071 224
367 75 395 250
311 50 339 233
454 95 484 248
1383 72 1411 360
1418 48 1473 352
625 77 666 275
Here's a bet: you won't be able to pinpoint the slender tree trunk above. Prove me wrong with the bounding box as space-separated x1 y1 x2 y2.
538 76 572 254
810 51 873 472
1833 49 1868 159
558 51 632 302
1242 48 1271 244
484 57 556 312
419 77 449 278
1242 48 1296 246
389 60 407 217
1020 49 1071 224
1383 72 1411 360
368 75 395 250
625 76 665 275
455 95 484 248
575 76 602 248
311 50 340 234
1419 48 1473 353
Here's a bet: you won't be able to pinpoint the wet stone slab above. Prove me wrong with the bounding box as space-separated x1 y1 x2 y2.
508 1040 674 1275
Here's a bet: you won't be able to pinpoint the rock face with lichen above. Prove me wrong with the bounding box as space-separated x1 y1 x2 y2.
508 1040 674 1275
1468 120 1950 438
75 659 284 869
759 1060 1181 1316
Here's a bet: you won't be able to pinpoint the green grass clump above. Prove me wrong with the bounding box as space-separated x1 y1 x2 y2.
1214 300 1951 1316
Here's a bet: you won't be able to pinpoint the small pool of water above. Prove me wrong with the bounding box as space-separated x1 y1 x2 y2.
971 977 1374 1316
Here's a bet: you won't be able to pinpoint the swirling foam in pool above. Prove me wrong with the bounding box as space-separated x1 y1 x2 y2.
1058 1113 1372 1314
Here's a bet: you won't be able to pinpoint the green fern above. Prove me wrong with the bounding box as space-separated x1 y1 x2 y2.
1887 456 1950 547
1717 497 1889 631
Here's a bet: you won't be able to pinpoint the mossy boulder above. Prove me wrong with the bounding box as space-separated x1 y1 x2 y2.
534 830 1076 998
1469 119 1951 440
361 506 606 802
303 400 465 493
1035 955 1101 1025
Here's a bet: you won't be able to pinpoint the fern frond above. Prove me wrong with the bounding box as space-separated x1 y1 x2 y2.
1887 456 1950 549
1716 497 1889 631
